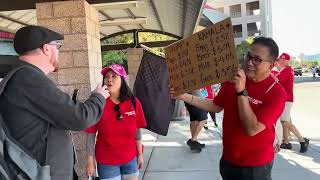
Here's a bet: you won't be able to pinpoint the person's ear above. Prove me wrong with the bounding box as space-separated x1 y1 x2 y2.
42 44 50 55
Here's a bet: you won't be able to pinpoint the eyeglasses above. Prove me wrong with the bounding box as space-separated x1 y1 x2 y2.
48 41 62 50
245 52 274 66
113 104 123 121
245 53 264 66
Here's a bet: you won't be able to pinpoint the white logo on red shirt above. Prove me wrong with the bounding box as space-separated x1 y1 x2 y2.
125 111 136 116
248 96 262 105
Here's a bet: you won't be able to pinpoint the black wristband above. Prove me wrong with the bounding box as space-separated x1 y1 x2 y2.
236 90 248 96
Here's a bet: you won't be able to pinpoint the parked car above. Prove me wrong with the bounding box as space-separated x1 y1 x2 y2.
293 67 303 76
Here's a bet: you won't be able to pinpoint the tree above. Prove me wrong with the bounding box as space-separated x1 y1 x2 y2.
101 50 128 70
289 60 299 67
100 32 175 69
101 33 132 69
139 32 175 53
235 37 254 66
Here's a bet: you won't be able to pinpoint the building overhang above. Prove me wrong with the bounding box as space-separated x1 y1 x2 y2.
0 0 206 41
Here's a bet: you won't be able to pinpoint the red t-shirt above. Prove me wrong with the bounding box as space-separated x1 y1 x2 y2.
85 97 147 165
273 66 294 102
214 76 286 166
271 69 279 75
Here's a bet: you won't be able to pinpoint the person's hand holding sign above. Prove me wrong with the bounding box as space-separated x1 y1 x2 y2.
232 68 246 93
169 85 188 101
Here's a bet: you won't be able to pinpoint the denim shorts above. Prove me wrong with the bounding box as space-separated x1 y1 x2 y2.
97 157 139 180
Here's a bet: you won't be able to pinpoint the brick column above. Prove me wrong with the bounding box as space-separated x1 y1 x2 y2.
36 1 102 179
127 48 143 89
36 0 102 100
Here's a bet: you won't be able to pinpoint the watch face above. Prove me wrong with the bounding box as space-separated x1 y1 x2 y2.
237 90 248 96
243 90 248 96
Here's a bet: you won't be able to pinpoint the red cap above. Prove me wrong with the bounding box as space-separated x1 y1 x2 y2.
279 53 290 61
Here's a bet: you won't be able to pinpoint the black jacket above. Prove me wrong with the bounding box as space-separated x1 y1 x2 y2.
0 61 105 180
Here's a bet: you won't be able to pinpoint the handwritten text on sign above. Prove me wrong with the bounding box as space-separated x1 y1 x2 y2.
165 18 238 96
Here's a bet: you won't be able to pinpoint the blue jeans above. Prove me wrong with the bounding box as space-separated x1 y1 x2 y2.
97 157 139 180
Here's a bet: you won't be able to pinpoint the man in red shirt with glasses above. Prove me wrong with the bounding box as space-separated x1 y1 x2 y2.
170 37 286 180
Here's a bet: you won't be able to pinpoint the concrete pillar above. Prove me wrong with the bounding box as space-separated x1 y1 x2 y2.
259 0 267 36
225 6 231 17
241 2 247 17
127 48 143 89
243 23 248 39
36 0 102 178
36 0 102 101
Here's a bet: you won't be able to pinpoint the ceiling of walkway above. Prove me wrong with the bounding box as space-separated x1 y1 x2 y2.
0 0 205 39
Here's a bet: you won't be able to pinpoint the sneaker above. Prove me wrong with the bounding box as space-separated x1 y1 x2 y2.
186 139 193 146
280 143 292 150
194 140 205 149
300 138 310 153
187 139 202 152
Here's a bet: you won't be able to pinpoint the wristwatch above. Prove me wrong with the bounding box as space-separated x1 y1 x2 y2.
236 90 248 96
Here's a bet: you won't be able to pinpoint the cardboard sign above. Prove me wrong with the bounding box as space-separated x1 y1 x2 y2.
165 18 238 96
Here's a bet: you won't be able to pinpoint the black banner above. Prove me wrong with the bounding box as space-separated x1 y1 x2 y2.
133 50 175 136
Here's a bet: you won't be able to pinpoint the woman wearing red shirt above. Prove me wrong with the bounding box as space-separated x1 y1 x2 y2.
86 64 147 180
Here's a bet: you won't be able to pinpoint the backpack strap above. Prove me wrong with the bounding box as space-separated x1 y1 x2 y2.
0 119 10 180
0 67 26 180
265 75 279 94
0 117 51 180
262 76 283 152
0 66 27 96
0 66 51 179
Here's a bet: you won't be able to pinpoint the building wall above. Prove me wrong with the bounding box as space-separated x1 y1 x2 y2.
207 0 273 45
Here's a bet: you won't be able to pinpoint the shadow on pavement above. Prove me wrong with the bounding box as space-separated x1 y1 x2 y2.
294 76 320 84
273 152 320 180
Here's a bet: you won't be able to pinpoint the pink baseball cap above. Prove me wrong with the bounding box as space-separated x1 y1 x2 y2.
279 53 290 61
101 64 128 79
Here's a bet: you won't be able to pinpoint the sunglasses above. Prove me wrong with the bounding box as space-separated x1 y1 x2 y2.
48 41 62 50
113 104 123 121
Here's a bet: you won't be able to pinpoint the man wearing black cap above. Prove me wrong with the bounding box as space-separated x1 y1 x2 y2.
0 25 109 180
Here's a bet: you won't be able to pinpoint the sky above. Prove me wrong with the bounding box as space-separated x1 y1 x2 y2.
272 0 320 56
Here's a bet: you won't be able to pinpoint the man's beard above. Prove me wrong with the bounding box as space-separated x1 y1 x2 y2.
53 61 59 72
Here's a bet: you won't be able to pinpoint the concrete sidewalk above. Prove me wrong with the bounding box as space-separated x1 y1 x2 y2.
139 113 320 180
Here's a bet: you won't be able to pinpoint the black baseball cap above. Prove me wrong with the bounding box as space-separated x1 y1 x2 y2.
14 25 64 55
